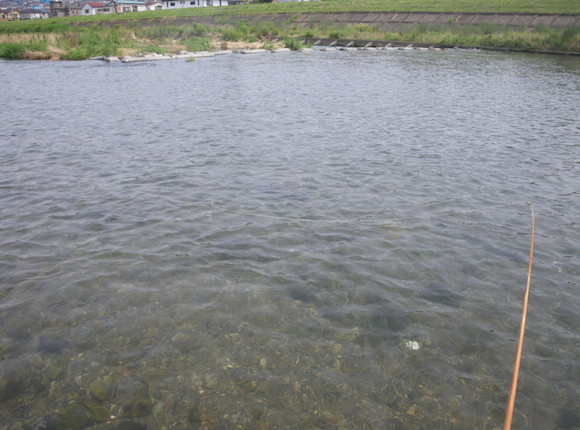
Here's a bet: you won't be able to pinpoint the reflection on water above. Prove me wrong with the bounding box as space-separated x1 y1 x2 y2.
1 50 580 430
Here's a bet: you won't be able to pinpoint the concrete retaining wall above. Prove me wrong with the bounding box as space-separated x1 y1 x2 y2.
82 11 580 31
296 12 580 30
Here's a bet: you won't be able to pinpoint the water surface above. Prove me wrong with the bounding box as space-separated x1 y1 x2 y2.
1 50 580 430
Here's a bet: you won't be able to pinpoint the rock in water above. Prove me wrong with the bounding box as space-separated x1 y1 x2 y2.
90 376 114 401
420 282 464 308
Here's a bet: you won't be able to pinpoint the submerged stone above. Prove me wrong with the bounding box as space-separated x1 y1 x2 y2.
187 402 202 428
45 366 65 381
121 379 153 418
84 399 108 422
122 399 152 418
43 403 91 430
369 307 409 332
90 375 114 401
152 401 163 418
288 286 318 304
556 409 580 429
115 420 147 430
0 379 23 403
39 337 70 354
71 326 96 349
421 282 464 308
104 350 144 366
172 333 204 354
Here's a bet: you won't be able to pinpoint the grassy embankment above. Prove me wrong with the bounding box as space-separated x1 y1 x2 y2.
1 0 580 60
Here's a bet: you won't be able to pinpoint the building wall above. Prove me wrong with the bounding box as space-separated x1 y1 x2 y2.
81 5 98 15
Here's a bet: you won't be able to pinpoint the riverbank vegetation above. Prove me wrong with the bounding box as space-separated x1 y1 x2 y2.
1 0 580 60
2 0 580 26
1 20 579 60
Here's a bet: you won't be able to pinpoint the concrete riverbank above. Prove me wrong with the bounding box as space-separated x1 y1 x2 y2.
89 12 580 31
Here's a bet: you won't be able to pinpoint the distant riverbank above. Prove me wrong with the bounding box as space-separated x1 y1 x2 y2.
2 10 580 60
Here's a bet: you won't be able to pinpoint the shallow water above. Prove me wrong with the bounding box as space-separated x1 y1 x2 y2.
1 49 580 430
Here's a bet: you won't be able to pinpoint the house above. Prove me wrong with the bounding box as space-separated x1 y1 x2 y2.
103 0 147 13
146 1 163 10
81 2 105 15
69 5 82 15
160 0 227 9
5 8 19 20
0 9 10 20
19 8 48 19
49 0 68 17
49 0 84 16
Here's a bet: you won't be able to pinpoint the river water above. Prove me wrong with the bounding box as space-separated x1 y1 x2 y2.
1 49 579 430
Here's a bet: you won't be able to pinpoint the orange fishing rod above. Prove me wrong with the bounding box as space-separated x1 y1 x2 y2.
503 203 535 430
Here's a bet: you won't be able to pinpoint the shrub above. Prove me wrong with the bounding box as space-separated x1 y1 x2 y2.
220 20 253 42
477 22 506 35
329 28 347 39
26 40 48 52
63 48 88 60
188 23 208 37
283 36 303 51
534 23 550 33
139 44 169 54
220 28 241 41
563 24 580 40
286 15 299 25
251 22 278 39
0 42 26 59
234 19 250 39
58 28 121 60
185 37 210 52
214 17 230 25
135 23 207 41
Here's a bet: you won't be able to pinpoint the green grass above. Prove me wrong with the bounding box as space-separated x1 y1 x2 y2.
185 36 211 51
0 38 49 59
380 23 580 51
1 0 579 31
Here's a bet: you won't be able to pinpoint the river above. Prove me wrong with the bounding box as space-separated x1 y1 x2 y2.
1 49 580 430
